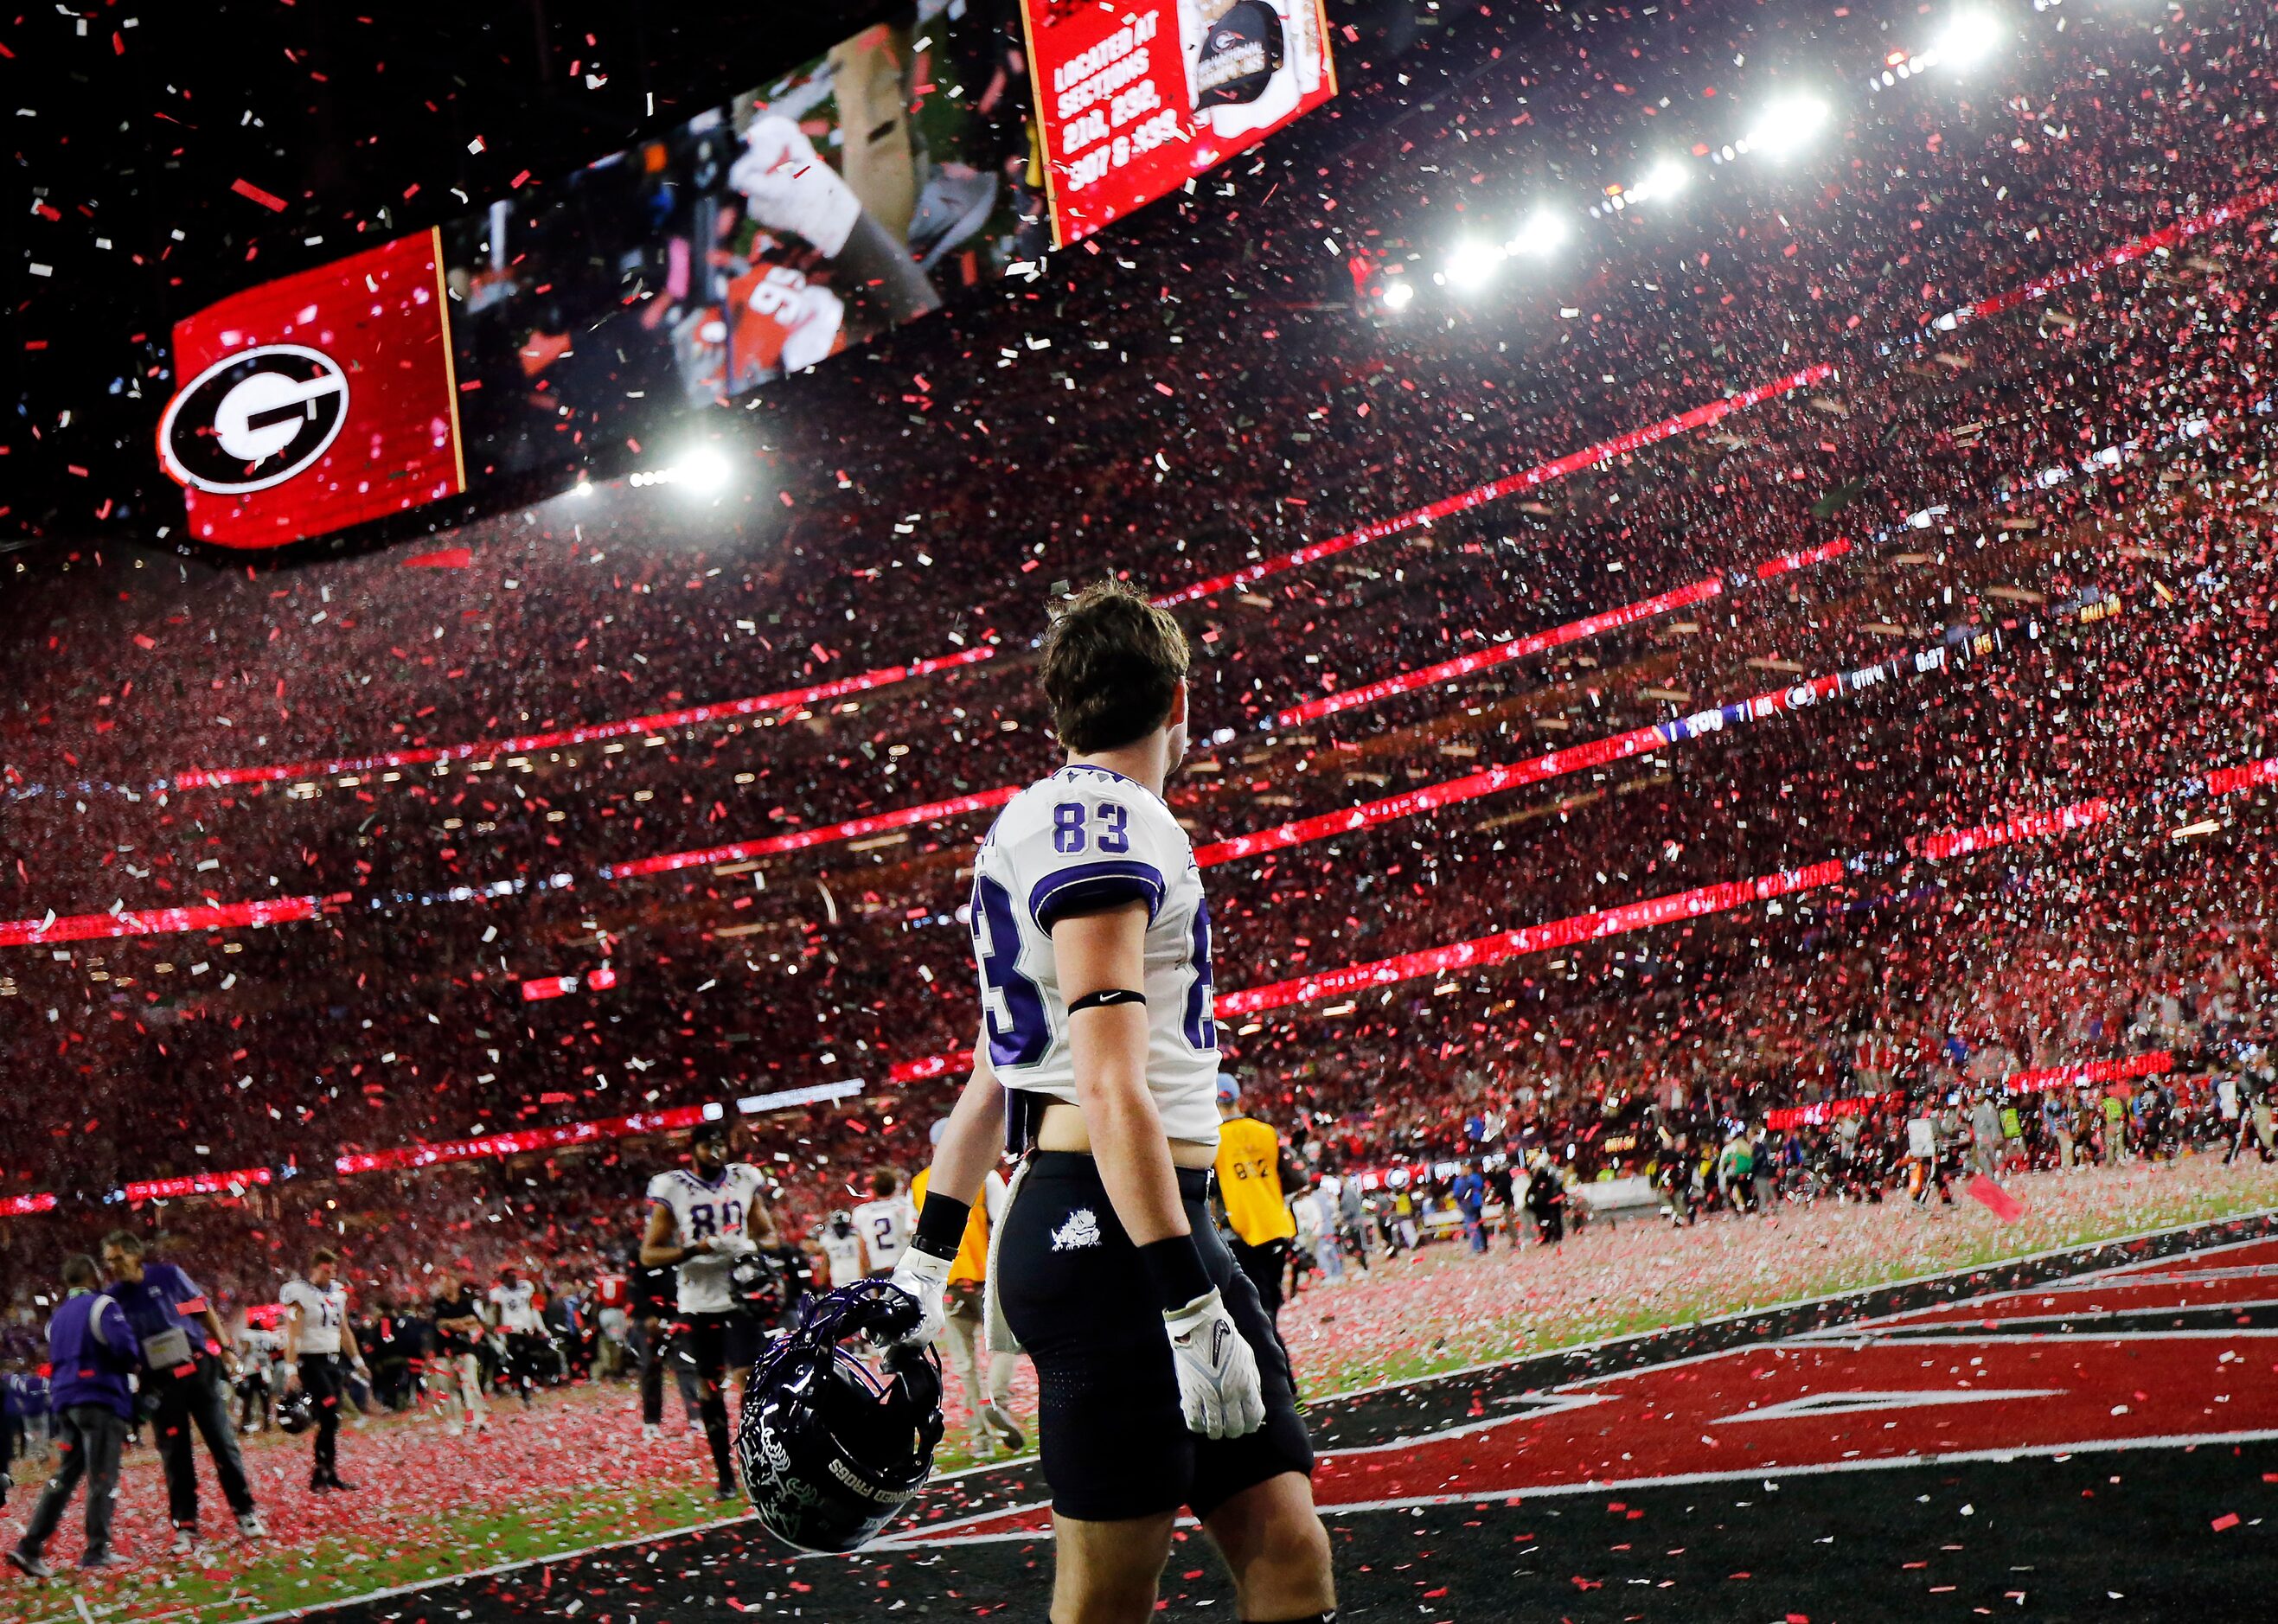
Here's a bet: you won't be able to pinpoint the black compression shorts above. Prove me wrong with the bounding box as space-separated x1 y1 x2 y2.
997 1151 1314 1523
669 1310 767 1383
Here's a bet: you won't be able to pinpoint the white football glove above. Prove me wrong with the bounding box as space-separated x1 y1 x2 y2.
729 114 861 258
1162 1288 1265 1440
875 1248 951 1351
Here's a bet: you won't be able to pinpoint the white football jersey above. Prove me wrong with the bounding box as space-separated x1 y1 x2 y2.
280 1277 349 1355
647 1163 769 1314
969 764 1221 1145
819 1225 865 1287
850 1196 915 1275
488 1280 543 1333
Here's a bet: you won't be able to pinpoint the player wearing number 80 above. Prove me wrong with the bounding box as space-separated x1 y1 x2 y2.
642 1122 777 1499
886 582 1334 1624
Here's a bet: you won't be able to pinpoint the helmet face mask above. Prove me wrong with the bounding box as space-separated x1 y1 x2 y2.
277 1388 317 1435
735 1281 945 1553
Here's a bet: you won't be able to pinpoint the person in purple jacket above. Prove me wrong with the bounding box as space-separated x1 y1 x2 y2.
102 1231 265 1554
8 1256 137 1577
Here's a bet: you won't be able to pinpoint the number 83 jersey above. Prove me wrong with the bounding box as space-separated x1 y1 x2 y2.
969 764 1221 1145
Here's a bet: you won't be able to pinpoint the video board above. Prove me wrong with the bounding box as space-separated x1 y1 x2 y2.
157 1 1332 547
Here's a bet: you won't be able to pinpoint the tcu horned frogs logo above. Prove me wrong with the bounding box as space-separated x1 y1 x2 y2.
158 345 349 494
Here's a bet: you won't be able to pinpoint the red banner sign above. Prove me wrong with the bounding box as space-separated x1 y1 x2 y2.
1021 0 1335 245
159 229 464 549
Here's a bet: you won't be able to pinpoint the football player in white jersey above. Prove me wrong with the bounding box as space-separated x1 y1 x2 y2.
280 1249 368 1493
850 1168 916 1276
884 584 1333 1621
487 1268 550 1407
816 1210 866 1288
639 1119 777 1498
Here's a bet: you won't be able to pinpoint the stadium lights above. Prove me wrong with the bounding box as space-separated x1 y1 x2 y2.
1380 278 1416 310
630 446 734 494
1625 158 1691 207
675 446 732 494
1444 238 1507 288
1509 207 1568 255
1746 93 1831 158
1936 7 2008 68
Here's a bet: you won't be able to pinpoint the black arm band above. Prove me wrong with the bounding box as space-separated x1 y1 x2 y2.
1136 1235 1214 1314
1067 988 1147 1013
910 1192 973 1262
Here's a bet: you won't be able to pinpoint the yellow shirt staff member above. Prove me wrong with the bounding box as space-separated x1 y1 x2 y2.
1212 1074 1302 1328
911 1120 1024 1457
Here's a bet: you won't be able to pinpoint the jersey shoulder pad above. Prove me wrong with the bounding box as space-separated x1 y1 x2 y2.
644 1170 681 1202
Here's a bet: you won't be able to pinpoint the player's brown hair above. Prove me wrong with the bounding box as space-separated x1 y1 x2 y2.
868 1167 899 1198
310 1247 338 1267
1038 580 1190 754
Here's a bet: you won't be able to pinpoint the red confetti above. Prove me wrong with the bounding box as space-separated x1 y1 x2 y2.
231 177 289 211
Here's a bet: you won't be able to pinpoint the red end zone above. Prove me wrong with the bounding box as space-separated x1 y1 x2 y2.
899 1232 2278 1544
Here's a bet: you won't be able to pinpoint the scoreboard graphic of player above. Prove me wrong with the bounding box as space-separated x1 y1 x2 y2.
1020 0 1336 245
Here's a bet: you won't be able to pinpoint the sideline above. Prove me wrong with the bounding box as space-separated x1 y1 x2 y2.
61 1199 2278 1624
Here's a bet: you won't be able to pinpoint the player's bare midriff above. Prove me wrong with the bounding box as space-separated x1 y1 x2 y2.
1035 1101 1220 1170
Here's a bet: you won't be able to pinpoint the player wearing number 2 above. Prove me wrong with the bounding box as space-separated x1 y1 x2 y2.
641 1121 777 1499
850 1168 916 1278
883 583 1334 1624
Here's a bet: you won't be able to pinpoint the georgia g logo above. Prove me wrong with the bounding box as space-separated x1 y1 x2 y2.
158 345 349 494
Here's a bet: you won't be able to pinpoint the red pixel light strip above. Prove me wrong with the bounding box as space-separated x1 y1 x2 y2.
1761 1048 2179 1128
1928 182 2278 336
1154 367 1835 608
1273 579 1724 728
2001 1050 2174 1098
0 611 2134 952
1909 797 2112 861
333 1103 715 1175
124 1167 274 1203
2204 758 2278 797
604 784 1023 881
170 647 999 790
0 895 323 949
1214 860 1847 1019
1206 672 1840 867
1270 539 1851 731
